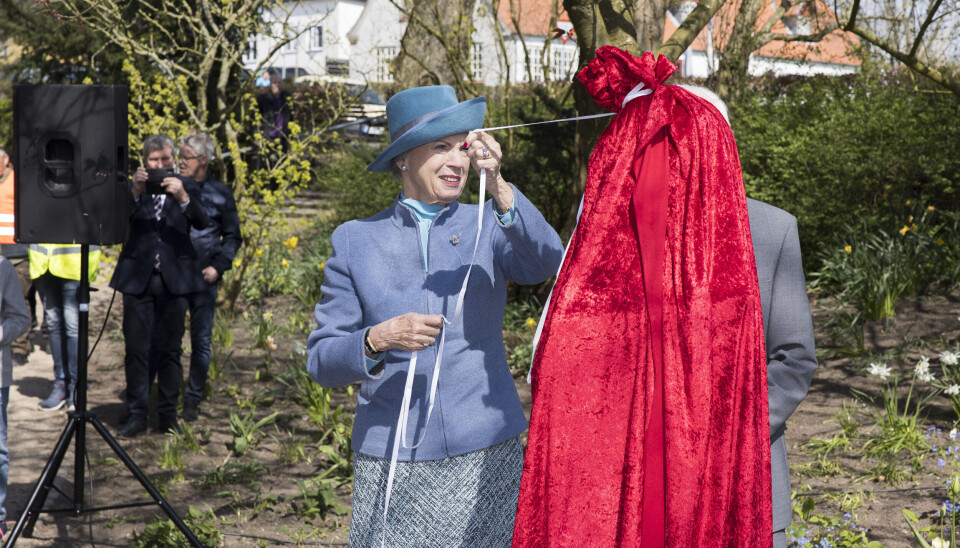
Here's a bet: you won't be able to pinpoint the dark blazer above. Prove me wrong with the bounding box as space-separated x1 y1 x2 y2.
109 178 211 296
747 198 818 533
191 174 242 284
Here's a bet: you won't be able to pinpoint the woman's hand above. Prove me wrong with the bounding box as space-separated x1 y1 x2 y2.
465 131 513 212
368 313 443 353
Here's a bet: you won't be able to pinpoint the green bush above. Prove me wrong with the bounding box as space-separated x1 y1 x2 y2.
734 66 960 266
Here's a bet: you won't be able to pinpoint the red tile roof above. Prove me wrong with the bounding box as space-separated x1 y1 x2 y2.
496 0 571 38
492 0 859 66
663 0 861 66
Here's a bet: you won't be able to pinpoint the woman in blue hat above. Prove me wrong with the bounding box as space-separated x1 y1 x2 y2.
306 85 564 546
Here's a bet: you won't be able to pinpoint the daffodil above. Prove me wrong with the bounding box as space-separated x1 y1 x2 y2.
941 350 959 366
266 335 278 352
242 312 249 319
525 317 536 328
281 258 290 268
912 223 918 231
899 225 910 236
233 258 242 268
283 236 299 249
928 205 936 211
908 215 914 223
937 238 946 246
843 245 852 254
318 262 326 270
906 200 912 206
867 362 892 381
255 248 264 257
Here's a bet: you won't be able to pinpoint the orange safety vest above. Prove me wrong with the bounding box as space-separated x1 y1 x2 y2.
0 167 14 244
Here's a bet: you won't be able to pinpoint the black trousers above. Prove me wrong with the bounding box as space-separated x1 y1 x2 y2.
122 272 187 423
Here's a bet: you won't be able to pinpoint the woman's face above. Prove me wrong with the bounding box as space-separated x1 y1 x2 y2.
399 132 470 205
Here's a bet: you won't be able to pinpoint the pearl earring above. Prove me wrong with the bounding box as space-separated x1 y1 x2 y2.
400 165 407 171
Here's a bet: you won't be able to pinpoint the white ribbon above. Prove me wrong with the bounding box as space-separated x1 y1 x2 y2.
381 150 487 547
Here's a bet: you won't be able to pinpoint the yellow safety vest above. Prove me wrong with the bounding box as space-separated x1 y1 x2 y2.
28 243 101 282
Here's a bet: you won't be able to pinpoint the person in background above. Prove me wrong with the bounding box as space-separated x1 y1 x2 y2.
0 253 31 540
149 133 241 422
0 146 34 365
256 73 294 151
255 70 271 87
28 243 99 411
111 135 209 438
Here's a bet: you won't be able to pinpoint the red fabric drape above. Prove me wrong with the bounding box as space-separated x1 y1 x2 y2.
513 47 772 547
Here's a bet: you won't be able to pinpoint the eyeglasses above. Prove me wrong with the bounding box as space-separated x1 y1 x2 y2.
179 155 201 162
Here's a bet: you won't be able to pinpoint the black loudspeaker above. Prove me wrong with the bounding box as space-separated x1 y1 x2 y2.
13 84 129 245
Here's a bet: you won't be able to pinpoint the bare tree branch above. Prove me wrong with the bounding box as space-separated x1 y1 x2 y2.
656 0 730 61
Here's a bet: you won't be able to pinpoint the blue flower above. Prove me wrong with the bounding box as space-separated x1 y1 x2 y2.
940 458 948 466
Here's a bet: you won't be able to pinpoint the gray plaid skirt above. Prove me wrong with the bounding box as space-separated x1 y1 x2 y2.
348 435 524 548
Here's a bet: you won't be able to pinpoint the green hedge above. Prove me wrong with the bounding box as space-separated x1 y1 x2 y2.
733 66 960 266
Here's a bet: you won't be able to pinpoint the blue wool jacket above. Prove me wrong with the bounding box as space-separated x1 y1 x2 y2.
307 187 563 461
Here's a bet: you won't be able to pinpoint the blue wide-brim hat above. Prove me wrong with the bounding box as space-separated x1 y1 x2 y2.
367 85 486 173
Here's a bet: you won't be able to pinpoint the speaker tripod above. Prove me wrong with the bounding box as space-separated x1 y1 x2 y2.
7 245 201 547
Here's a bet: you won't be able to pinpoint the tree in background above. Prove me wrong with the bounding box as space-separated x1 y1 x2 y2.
16 0 349 307
390 0 478 96
839 0 960 97
0 0 137 84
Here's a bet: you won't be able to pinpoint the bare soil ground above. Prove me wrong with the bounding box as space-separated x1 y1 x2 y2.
6 283 960 547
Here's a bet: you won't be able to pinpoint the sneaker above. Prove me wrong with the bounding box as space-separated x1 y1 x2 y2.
39 381 67 411
66 396 75 412
182 400 199 422
1 519 7 540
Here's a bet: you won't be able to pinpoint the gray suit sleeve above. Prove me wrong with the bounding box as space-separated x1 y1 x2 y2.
766 218 818 436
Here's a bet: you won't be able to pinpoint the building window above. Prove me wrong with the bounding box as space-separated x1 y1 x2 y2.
282 30 298 52
526 46 543 82
310 26 323 51
376 46 397 82
243 35 258 62
471 43 483 82
327 59 349 75
550 46 575 81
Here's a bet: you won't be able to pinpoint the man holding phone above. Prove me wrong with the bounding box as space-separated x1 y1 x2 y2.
110 135 209 438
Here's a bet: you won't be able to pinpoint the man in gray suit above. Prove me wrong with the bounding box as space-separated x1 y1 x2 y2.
682 85 819 547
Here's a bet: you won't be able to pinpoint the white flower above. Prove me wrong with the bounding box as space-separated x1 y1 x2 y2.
932 538 950 548
951 428 959 441
917 355 931 375
868 362 892 381
947 385 960 396
918 370 936 383
941 350 959 366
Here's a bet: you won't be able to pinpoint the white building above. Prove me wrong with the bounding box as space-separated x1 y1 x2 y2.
242 0 580 86
242 0 860 87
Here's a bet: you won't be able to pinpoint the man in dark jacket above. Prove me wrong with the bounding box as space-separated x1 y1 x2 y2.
110 135 210 438
170 133 242 421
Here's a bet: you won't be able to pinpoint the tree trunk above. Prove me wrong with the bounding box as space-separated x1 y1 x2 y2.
708 0 762 105
632 0 669 52
393 0 476 96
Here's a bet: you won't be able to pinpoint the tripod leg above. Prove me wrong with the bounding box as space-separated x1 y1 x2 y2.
88 415 204 548
7 416 80 543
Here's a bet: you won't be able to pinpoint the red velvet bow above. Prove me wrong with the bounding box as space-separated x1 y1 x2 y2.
577 47 677 112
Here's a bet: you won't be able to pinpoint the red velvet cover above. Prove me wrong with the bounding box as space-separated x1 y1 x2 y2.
513 47 772 547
